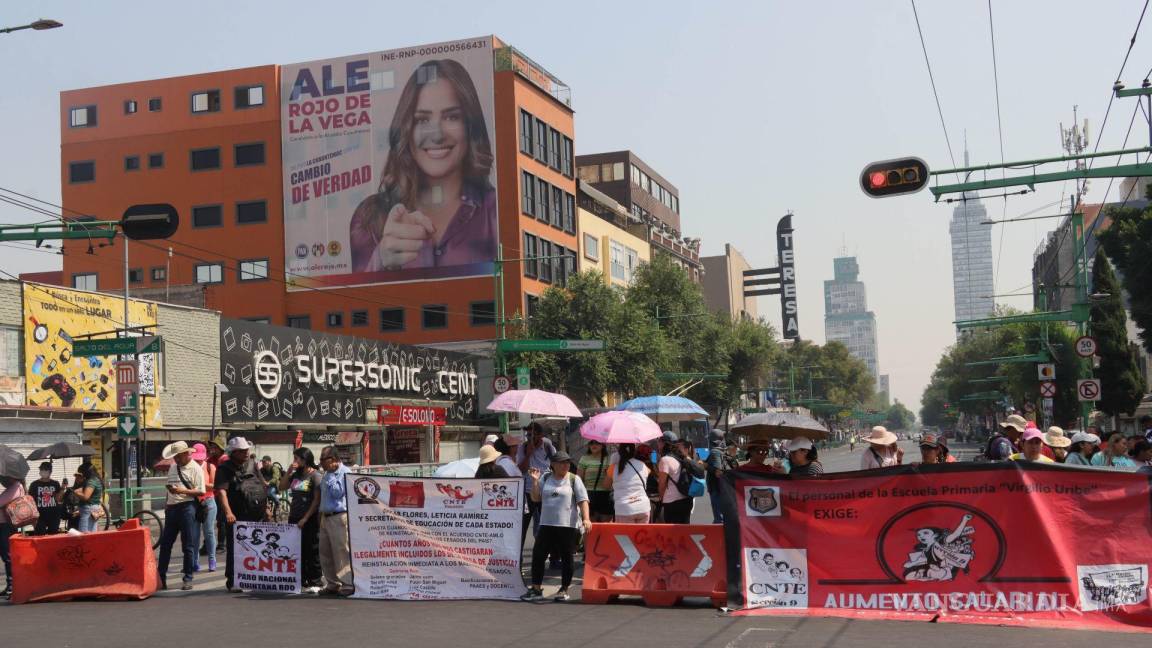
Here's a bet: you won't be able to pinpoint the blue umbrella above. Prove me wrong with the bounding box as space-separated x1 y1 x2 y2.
616 395 708 423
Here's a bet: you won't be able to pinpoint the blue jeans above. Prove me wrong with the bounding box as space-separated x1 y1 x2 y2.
77 504 99 533
709 489 726 524
157 501 198 585
198 497 217 560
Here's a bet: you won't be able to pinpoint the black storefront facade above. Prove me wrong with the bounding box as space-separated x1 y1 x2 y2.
217 318 484 467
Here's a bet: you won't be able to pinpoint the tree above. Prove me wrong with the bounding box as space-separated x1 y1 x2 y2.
1098 201 1152 354
885 400 915 430
1089 249 1144 416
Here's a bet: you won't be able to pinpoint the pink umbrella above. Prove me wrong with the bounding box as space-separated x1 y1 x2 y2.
580 410 662 445
486 389 582 418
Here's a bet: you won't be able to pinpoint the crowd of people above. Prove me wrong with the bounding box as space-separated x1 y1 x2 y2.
982 414 1152 468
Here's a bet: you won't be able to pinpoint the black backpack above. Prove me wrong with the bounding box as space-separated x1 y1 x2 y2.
231 460 268 519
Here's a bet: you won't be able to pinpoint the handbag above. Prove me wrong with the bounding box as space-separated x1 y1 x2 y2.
5 494 40 527
176 465 208 522
587 454 614 516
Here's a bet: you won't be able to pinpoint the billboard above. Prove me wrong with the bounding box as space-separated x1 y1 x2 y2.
281 37 498 289
218 319 480 424
22 283 160 425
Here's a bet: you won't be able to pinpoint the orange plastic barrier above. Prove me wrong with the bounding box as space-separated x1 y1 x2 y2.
9 518 159 604
582 523 727 607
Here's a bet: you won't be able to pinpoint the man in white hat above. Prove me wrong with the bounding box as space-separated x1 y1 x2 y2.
860 426 902 470
214 436 267 592
987 414 1028 461
158 441 205 591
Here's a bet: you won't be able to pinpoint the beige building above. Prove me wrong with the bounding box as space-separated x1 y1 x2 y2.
577 182 651 287
701 244 758 319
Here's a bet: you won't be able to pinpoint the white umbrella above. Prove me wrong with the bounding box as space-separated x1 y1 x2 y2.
433 457 480 478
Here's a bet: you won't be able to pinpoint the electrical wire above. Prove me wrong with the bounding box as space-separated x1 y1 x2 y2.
910 0 958 172
1087 0 1151 174
987 0 1011 297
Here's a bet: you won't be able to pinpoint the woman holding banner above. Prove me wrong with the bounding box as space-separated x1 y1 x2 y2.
522 452 590 602
280 447 323 593
349 59 497 274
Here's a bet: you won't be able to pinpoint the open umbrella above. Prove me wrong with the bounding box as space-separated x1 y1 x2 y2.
580 410 663 445
27 442 96 461
616 395 708 423
730 411 829 441
0 444 30 480
486 389 582 418
433 457 481 478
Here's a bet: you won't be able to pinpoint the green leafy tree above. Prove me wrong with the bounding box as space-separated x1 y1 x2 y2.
1089 249 1144 416
1098 201 1152 353
885 400 915 430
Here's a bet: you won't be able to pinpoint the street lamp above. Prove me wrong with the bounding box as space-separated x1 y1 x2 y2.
0 18 63 34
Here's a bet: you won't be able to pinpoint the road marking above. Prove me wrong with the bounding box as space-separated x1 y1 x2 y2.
725 627 792 648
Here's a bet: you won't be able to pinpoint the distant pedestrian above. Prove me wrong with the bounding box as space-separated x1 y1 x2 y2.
215 436 267 593
475 445 509 479
72 462 104 533
741 441 783 473
317 446 353 596
916 434 954 464
657 434 695 523
279 447 322 593
1064 431 1099 466
984 415 1027 461
1091 432 1138 468
604 443 650 524
30 462 63 536
860 426 902 469
0 475 27 597
705 430 737 523
522 451 590 602
1042 426 1071 462
191 444 218 572
1140 415 1152 444
1132 440 1152 467
577 440 613 523
517 422 556 540
1009 428 1055 463
157 441 205 591
786 437 824 476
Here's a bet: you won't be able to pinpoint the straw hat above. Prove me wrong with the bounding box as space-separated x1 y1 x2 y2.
162 441 192 459
865 426 897 445
478 445 500 465
1044 426 1071 448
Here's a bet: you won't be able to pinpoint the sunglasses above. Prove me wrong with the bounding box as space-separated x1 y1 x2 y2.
751 449 769 455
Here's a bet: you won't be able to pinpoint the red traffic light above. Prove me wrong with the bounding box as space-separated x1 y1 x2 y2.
860 157 930 198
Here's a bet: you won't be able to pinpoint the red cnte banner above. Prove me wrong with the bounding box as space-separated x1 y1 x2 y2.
376 405 446 426
583 523 727 607
734 463 1152 633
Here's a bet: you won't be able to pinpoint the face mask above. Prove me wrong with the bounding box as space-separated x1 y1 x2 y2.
40 470 52 479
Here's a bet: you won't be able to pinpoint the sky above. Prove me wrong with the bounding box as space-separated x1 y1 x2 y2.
2 0 1151 412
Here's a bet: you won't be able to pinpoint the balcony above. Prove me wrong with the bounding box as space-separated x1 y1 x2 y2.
494 46 571 107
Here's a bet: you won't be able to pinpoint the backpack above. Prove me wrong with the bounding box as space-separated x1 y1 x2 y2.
231 460 268 519
976 434 1013 463
674 456 707 498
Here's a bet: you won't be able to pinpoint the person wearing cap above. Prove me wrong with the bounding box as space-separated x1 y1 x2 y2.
657 431 693 523
190 443 218 572
30 462 63 536
1042 426 1071 462
1008 428 1055 463
860 426 902 470
483 434 499 447
784 437 823 475
1091 432 1138 468
317 445 354 596
158 441 205 591
214 436 266 592
985 414 1027 461
916 434 954 465
1063 431 1099 465
475 445 509 479
522 451 590 602
517 422 557 539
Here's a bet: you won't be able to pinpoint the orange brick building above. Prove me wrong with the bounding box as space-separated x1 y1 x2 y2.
59 37 576 353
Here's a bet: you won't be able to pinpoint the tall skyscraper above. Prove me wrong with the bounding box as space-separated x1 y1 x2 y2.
949 153 995 328
824 256 879 384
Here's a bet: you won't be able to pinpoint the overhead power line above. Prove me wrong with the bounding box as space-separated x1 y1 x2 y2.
910 0 958 172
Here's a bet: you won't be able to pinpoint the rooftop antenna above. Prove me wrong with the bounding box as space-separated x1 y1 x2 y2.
1060 105 1090 200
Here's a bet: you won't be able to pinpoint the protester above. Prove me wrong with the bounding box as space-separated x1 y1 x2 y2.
157 441 205 591
215 436 267 593
741 441 783 473
522 451 590 602
786 437 824 475
916 434 954 464
1091 432 1138 468
483 434 499 447
190 443 218 572
73 462 104 533
1042 426 1071 462
860 426 902 469
1064 431 1099 466
1141 415 1152 444
985 414 1027 461
317 446 353 596
1132 440 1152 467
493 438 521 478
603 443 650 524
1009 428 1055 463
279 447 323 593
30 462 63 536
657 433 694 523
577 440 613 523
516 422 556 539
705 429 738 523
0 475 26 597
475 445 509 478
260 455 283 502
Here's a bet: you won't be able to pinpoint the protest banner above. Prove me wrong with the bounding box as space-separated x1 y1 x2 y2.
734 463 1152 633
346 474 523 600
233 522 301 594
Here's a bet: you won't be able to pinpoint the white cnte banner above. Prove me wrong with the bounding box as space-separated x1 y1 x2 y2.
346 474 524 600
233 522 302 594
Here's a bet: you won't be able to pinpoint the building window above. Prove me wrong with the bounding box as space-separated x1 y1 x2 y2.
610 241 627 281
548 128 561 170
380 308 405 332
470 301 496 326
584 233 600 261
519 110 533 154
563 193 576 234
124 155 140 171
625 247 641 283
150 267 166 282
148 152 164 169
536 178 549 221
601 163 614 182
234 85 264 109
526 294 540 318
631 165 640 185
124 100 137 115
671 195 679 213
613 162 625 182
286 315 311 329
128 268 144 284
69 105 97 128
238 259 268 281
190 147 221 171
68 161 95 183
194 263 223 284
326 312 343 327
234 142 265 167
148 97 162 112
422 305 448 329
351 310 368 327
192 204 223 228
550 186 563 228
523 234 538 278
72 273 97 291
245 317 270 324
191 90 221 113
535 119 548 161
539 240 553 283
521 171 535 216
236 200 267 224
578 165 599 183
561 137 573 177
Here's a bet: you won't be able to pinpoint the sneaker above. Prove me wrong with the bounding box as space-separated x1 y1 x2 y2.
554 589 570 602
520 588 544 602
193 563 201 573
227 587 243 594
181 582 193 591
208 558 217 572
304 586 323 594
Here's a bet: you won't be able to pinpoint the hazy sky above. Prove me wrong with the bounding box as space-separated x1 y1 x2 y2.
2 0 1150 411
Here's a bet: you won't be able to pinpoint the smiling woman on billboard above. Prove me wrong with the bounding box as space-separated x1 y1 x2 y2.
348 59 497 274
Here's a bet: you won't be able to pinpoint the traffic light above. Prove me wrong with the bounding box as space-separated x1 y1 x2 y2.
121 203 179 240
859 157 929 198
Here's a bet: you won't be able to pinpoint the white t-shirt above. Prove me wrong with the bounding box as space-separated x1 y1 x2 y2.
538 472 588 528
610 458 651 516
658 455 687 503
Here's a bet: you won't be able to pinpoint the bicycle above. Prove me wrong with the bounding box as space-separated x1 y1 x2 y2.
267 491 290 523
110 510 165 550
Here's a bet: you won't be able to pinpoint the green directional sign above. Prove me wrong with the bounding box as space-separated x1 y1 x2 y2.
117 414 139 438
73 336 161 356
497 339 605 353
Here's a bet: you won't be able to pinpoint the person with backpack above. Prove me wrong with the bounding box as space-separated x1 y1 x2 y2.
705 430 737 523
983 415 1027 462
521 451 590 602
214 436 267 593
860 426 902 469
657 436 705 523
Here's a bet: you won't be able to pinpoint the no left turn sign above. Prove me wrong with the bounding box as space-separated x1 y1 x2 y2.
1077 379 1101 402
